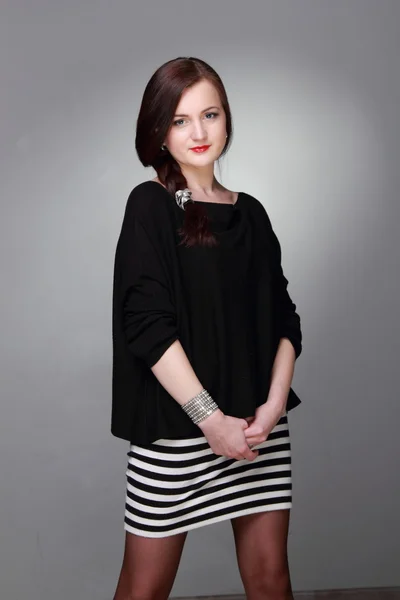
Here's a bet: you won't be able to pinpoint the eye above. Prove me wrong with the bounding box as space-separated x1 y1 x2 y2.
172 112 219 127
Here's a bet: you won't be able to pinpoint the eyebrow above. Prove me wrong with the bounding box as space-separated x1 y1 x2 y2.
173 105 220 117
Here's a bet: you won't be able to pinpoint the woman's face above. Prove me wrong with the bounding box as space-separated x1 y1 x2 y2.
163 79 227 169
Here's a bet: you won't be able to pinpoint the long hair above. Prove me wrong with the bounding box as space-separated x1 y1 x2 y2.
135 57 233 247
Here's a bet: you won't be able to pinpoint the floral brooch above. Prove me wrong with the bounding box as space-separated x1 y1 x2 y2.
175 188 195 211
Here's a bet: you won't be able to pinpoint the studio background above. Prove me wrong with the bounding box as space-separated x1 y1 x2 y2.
1 1 399 598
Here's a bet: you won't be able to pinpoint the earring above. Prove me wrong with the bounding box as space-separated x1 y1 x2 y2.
161 144 167 151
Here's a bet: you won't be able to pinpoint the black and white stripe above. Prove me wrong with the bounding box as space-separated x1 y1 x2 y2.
124 414 292 538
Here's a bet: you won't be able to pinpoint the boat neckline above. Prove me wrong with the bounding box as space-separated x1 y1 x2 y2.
147 180 242 207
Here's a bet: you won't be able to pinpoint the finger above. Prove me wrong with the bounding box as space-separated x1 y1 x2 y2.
244 425 263 437
245 437 259 445
244 446 259 461
249 443 260 451
236 448 259 461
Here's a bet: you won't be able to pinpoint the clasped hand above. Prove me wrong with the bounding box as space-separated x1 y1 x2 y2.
243 401 284 448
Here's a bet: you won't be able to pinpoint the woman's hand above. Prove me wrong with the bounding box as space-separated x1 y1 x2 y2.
243 402 285 448
197 410 260 461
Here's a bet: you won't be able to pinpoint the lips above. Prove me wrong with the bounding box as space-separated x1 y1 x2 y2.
190 145 211 153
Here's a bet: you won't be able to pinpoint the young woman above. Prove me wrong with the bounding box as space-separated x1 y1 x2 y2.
111 56 303 600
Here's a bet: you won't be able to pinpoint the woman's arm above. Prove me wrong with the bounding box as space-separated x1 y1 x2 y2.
150 339 225 429
266 337 296 414
243 337 296 444
265 211 302 412
264 211 302 361
118 208 226 426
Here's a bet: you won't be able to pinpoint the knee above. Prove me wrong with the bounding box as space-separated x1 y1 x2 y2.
245 563 292 598
114 589 168 600
124 595 164 600
113 569 170 600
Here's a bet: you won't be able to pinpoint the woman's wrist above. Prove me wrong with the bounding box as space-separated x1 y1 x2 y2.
265 396 287 418
197 408 225 431
181 388 223 426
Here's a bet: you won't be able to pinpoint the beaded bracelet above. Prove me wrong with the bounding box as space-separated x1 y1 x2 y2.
181 389 219 424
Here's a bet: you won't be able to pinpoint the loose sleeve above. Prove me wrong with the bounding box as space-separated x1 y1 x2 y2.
117 212 179 368
266 214 303 359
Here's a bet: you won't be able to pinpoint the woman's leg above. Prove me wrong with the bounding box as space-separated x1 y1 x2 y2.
112 529 188 600
230 509 293 600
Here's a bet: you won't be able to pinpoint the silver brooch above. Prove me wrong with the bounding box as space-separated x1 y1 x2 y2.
175 188 194 210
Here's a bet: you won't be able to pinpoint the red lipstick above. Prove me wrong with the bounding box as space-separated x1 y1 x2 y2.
190 145 211 153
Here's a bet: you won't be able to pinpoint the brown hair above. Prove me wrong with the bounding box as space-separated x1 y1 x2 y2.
135 57 233 247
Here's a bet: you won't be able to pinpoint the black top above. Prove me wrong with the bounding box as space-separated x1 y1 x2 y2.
111 180 303 444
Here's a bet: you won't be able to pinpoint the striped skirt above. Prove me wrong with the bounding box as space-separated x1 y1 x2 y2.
124 413 292 538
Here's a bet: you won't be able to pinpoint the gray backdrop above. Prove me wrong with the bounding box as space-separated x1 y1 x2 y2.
1 1 399 598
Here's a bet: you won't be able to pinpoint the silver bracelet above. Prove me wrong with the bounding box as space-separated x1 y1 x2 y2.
181 389 219 424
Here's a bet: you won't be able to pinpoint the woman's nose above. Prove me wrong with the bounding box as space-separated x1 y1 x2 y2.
191 122 207 140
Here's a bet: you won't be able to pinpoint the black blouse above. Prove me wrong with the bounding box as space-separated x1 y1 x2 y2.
111 181 302 444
